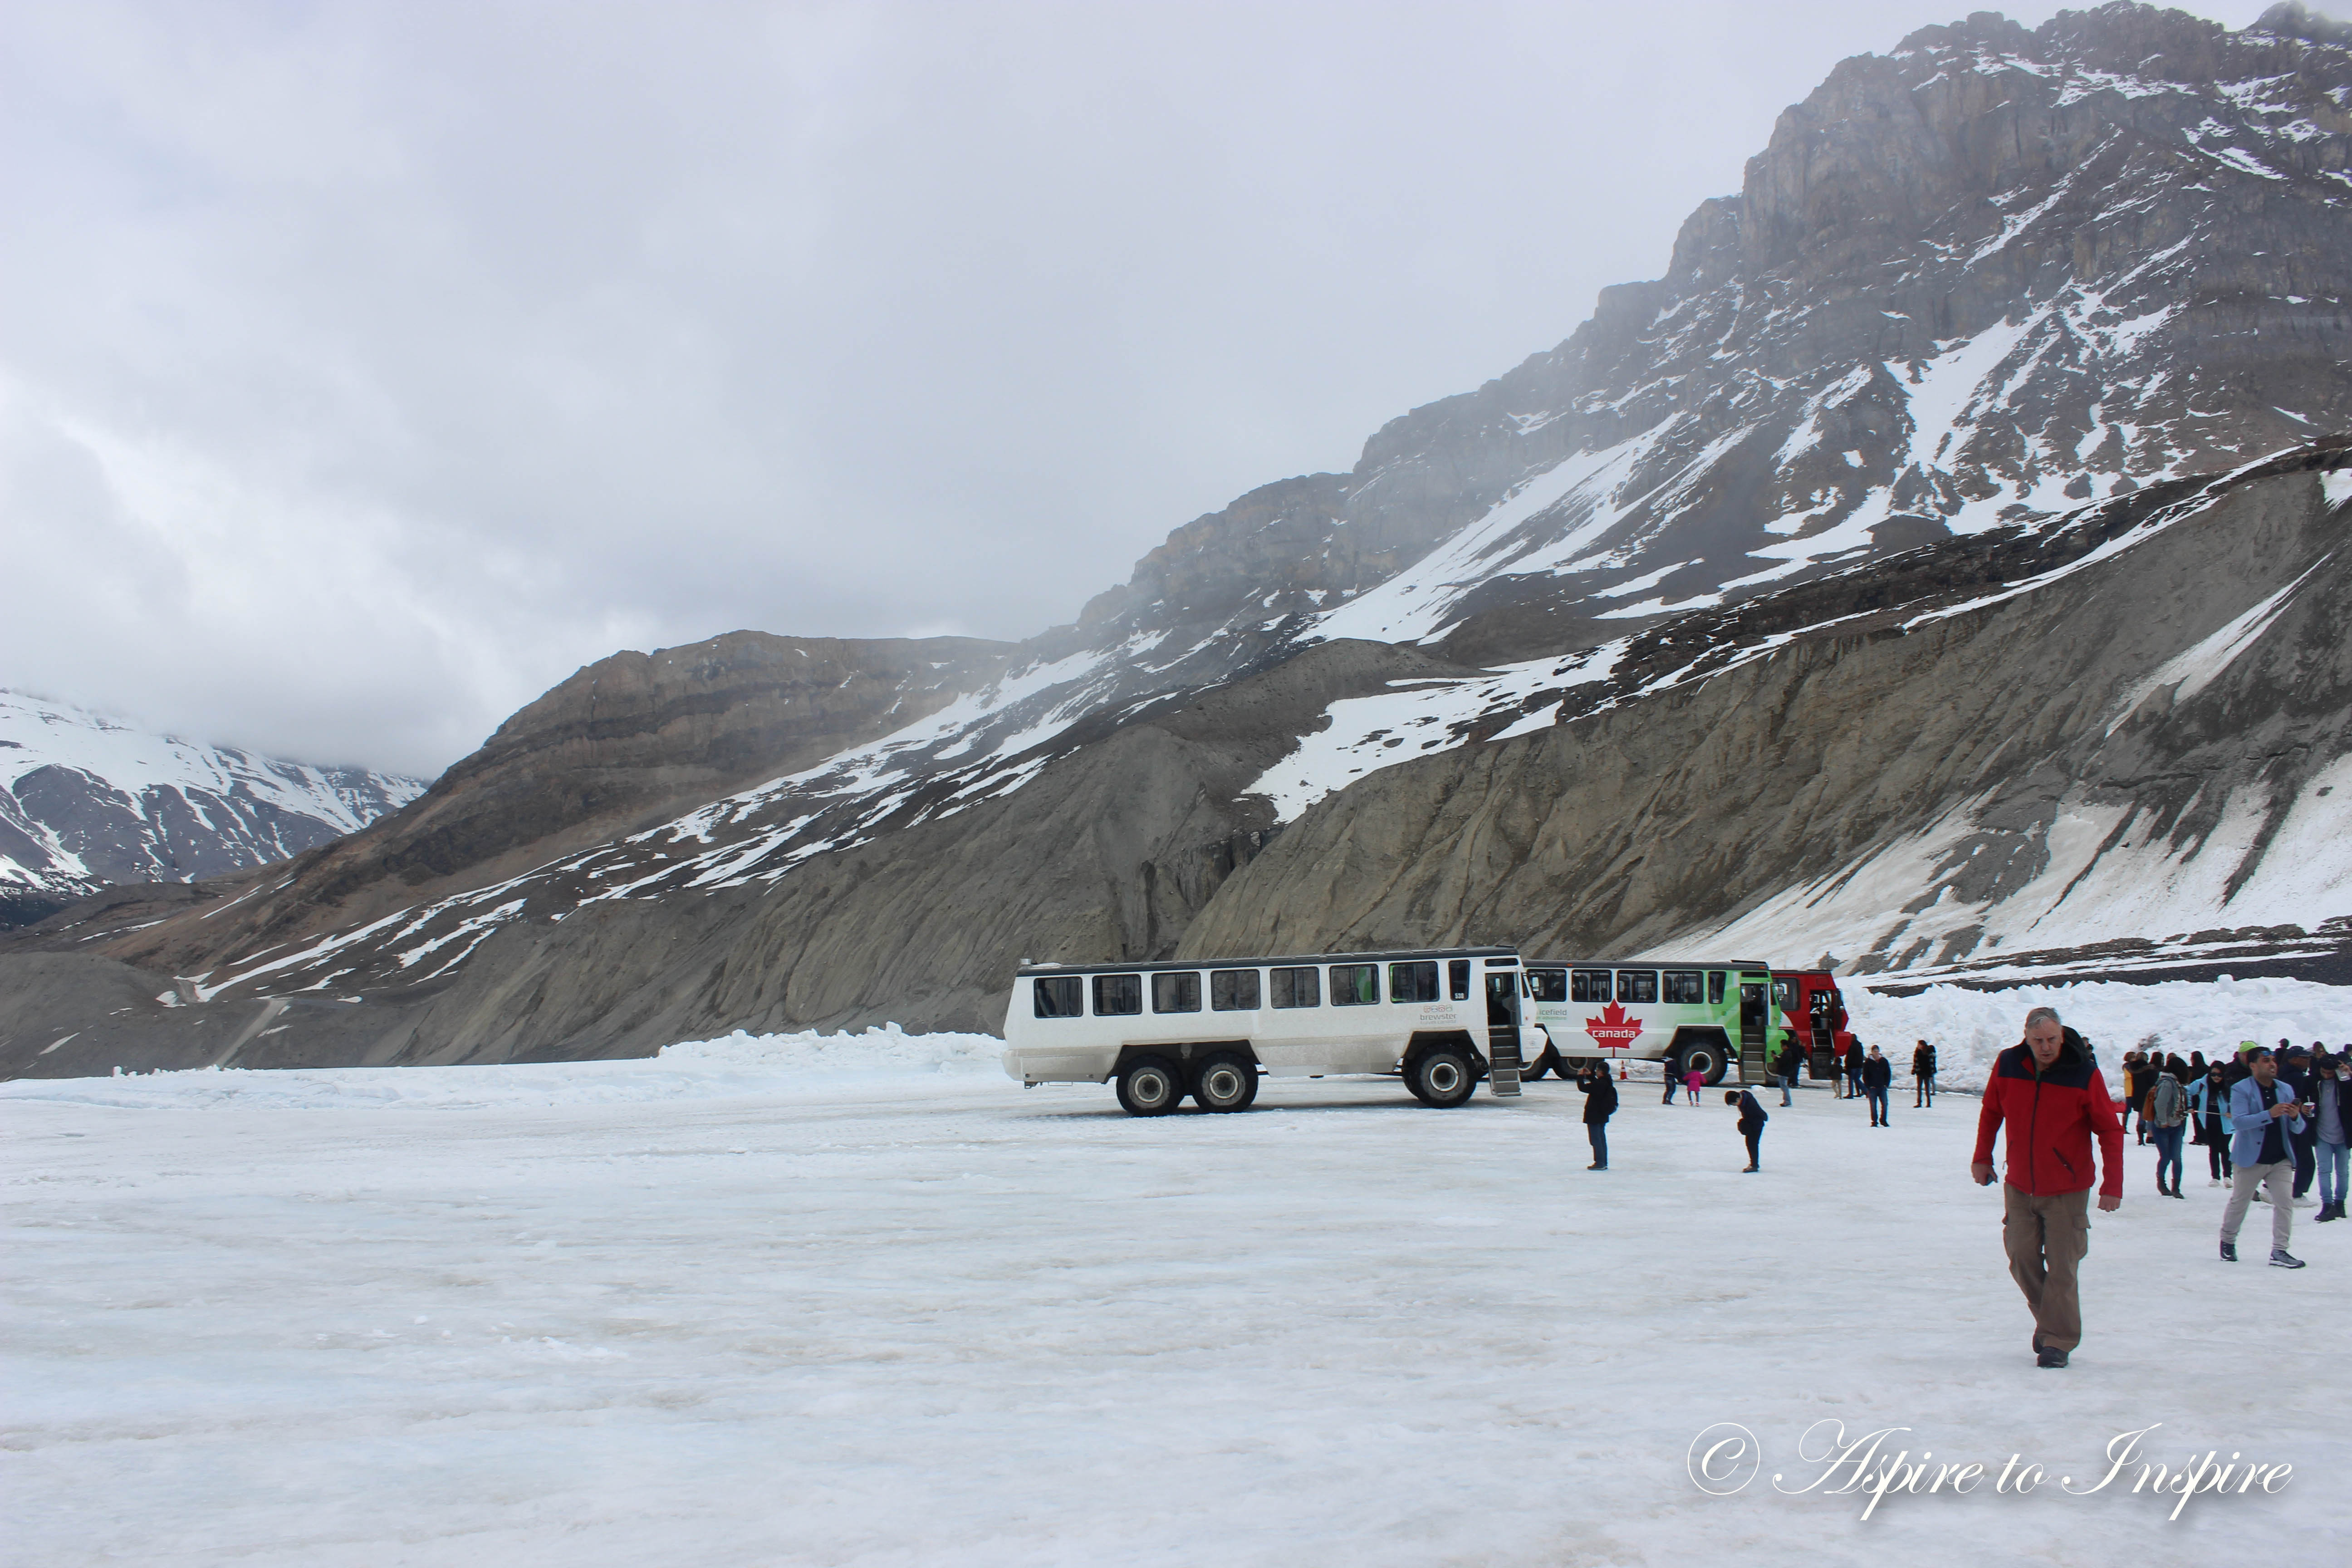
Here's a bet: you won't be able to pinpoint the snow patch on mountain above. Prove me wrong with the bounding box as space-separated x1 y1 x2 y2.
0 692 426 913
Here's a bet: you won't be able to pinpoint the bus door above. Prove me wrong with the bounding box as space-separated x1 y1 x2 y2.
1808 989 1837 1078
1485 968 1523 1097
1738 980 1768 1082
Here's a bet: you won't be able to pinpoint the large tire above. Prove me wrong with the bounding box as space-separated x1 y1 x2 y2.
1192 1052 1257 1112
1521 1045 1554 1082
1116 1056 1184 1117
1410 1048 1475 1108
1679 1038 1728 1087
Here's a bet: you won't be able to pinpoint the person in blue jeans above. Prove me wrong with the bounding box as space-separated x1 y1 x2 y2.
1860 1044 1893 1126
2315 1053 2350 1223
2190 1062 2235 1186
2143 1067 2188 1198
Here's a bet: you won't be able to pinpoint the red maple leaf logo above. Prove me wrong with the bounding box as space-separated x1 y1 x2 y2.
1584 999 1643 1052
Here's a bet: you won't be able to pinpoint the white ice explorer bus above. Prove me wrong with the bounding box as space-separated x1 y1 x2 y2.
1519 958 1783 1086
1001 947 1543 1114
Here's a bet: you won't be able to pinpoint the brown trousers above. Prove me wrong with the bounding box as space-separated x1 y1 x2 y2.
2002 1184 2090 1352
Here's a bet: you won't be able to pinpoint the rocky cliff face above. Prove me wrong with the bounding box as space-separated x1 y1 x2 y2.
1180 452 2352 987
6 4 2348 1076
0 691 425 929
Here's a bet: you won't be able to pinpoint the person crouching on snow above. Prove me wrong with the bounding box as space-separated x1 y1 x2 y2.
1971 1005 2123 1370
1725 1088 1766 1172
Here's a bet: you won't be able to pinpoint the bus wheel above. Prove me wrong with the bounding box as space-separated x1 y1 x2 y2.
1681 1041 1725 1086
1193 1053 1256 1112
1117 1057 1184 1116
1522 1046 1555 1082
1411 1049 1475 1108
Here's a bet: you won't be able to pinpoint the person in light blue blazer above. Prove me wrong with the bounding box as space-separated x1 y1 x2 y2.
2221 1048 2309 1267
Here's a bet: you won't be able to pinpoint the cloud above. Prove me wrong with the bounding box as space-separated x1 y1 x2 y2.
0 0 2275 776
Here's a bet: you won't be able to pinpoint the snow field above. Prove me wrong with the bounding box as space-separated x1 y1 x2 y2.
4 1009 2343 1567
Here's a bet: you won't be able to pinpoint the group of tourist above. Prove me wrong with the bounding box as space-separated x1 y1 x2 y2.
2115 1037 2351 1222
1754 1036 1936 1126
1568 1008 2350 1373
1977 1011 2348 1369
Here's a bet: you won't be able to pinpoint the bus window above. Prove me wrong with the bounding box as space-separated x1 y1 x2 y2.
1093 974 1142 1016
1772 978 1793 1010
1708 970 1726 1006
1388 961 1439 1003
1330 964 1380 1006
1526 968 1567 1003
1033 976 1083 1018
1570 969 1611 1003
1210 969 1260 1010
1152 972 1201 1014
1449 958 1471 1000
1269 966 1320 1009
1617 970 1659 1004
1662 969 1704 1004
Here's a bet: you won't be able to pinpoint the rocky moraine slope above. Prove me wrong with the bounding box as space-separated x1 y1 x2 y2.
5 3 2349 1075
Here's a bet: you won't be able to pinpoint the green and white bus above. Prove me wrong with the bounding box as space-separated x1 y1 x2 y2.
1519 959 1789 1085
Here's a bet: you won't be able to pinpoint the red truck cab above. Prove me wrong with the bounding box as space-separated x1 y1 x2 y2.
1772 970 1855 1076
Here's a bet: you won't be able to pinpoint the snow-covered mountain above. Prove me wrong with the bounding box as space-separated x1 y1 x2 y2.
0 691 426 926
5 3 2349 1077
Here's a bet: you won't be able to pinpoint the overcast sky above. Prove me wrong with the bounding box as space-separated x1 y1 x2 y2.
0 0 2275 777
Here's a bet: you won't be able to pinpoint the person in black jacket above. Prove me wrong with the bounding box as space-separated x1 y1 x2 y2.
1844 1038 1866 1099
1726 1088 1768 1171
2282 1043 2320 1203
1912 1040 1937 1107
1578 1061 1618 1171
1861 1044 1894 1126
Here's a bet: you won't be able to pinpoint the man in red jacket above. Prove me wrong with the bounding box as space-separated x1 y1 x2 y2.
1971 1006 2124 1369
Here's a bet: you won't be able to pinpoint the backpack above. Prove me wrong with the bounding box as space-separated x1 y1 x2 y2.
2149 1074 2185 1128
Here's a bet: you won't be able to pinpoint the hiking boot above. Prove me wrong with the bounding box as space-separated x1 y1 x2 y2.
2269 1249 2306 1269
1741 1164 1759 1174
2220 1240 2238 1262
1586 1163 1607 1171
2037 1345 2070 1369
2314 1202 2337 1223
2169 1185 2186 1200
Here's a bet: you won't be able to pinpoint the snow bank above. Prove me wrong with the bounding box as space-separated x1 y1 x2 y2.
1844 975 2352 1089
0 1024 1004 1112
657 1022 1002 1075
